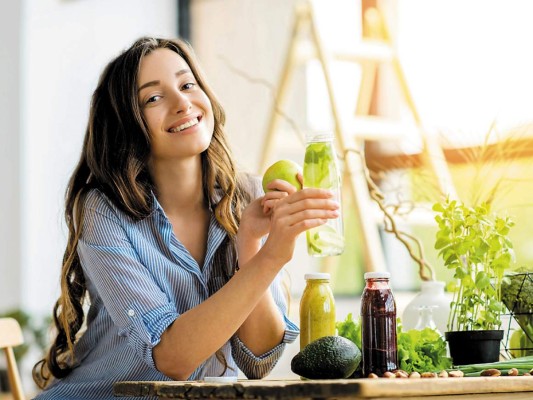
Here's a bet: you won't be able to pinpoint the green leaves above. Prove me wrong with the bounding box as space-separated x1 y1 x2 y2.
335 313 362 349
303 141 338 189
397 327 452 373
475 271 490 290
433 198 515 331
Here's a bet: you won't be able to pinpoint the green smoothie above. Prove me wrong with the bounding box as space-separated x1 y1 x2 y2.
299 274 336 349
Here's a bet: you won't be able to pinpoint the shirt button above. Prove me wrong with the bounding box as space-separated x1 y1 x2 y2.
127 309 135 317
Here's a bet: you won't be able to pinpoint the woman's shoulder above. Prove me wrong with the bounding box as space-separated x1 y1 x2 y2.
85 188 113 210
83 188 125 220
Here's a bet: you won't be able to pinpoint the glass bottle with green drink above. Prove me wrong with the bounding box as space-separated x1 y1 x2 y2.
299 273 336 350
303 132 344 256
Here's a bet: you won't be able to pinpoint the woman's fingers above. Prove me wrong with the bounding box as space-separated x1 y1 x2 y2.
260 188 341 264
264 179 299 194
261 190 288 204
273 189 339 217
268 188 340 233
297 172 303 187
261 191 288 213
273 206 339 232
284 187 334 203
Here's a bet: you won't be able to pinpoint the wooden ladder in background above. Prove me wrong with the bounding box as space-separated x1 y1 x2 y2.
258 0 456 273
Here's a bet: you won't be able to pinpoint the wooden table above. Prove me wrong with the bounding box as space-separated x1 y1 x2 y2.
114 377 533 399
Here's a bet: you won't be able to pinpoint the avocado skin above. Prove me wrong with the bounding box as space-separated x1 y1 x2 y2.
291 336 361 379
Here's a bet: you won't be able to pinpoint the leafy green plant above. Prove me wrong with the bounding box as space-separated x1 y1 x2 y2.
336 313 361 349
397 325 452 373
433 198 515 331
337 314 452 374
336 313 363 377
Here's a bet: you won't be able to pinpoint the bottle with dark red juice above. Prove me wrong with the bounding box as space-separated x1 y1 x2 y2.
361 271 398 377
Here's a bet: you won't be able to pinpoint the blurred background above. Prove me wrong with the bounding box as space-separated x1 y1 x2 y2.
1 0 533 393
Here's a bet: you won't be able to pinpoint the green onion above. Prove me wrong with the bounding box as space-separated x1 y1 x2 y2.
448 355 533 376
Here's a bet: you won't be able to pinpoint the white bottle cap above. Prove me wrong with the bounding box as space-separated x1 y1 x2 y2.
306 131 334 142
304 272 331 280
364 271 391 280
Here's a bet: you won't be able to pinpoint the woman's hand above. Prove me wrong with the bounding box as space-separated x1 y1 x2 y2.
237 178 301 265
238 178 301 242
260 187 339 266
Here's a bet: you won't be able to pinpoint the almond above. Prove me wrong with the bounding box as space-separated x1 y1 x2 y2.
448 370 464 378
480 369 501 377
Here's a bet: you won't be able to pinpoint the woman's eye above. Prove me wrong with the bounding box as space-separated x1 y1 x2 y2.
146 95 162 104
182 82 196 90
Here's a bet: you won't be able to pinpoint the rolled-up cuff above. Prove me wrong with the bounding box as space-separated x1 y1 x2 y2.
118 303 179 369
231 315 299 379
281 315 299 344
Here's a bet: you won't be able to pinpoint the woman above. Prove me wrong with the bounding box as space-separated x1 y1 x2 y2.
32 37 339 399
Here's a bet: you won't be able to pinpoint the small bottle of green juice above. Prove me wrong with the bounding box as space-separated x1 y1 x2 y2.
299 273 336 350
303 132 345 256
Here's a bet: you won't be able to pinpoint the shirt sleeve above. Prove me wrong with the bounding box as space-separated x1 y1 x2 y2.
77 191 179 369
230 269 299 379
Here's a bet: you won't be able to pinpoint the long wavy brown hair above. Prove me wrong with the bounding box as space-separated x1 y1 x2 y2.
33 37 254 388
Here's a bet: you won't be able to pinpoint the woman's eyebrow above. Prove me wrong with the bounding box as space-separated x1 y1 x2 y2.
138 69 192 92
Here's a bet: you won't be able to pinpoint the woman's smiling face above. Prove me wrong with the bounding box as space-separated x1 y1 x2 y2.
138 48 215 162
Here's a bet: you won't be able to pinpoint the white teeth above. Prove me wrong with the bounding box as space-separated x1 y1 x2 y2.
169 117 199 133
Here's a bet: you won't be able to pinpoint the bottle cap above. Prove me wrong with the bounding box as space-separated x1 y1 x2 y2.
304 272 331 280
305 131 334 143
364 271 391 280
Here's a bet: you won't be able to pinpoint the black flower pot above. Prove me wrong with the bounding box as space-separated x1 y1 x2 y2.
445 330 504 365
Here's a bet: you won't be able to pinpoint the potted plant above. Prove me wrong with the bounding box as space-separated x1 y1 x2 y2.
433 198 514 365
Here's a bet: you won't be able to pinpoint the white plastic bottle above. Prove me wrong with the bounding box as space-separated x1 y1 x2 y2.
402 280 450 334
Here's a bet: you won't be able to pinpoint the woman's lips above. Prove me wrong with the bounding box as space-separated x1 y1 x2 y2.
168 115 202 133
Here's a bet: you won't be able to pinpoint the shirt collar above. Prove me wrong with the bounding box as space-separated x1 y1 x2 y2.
149 187 226 216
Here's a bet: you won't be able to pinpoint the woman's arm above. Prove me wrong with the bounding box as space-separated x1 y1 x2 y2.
153 251 282 380
153 187 339 380
234 238 286 355
231 180 294 357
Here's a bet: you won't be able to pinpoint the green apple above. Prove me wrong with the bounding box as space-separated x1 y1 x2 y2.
262 159 303 192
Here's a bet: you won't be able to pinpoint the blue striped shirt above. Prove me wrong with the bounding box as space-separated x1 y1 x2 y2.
34 188 298 400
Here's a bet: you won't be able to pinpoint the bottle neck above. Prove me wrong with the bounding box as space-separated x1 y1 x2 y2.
306 133 334 143
306 279 330 285
420 281 445 293
365 278 390 290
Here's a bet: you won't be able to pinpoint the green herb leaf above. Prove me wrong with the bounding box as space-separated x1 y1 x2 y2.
336 313 362 349
397 327 452 373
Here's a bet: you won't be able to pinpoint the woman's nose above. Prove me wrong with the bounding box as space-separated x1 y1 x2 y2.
171 90 192 113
